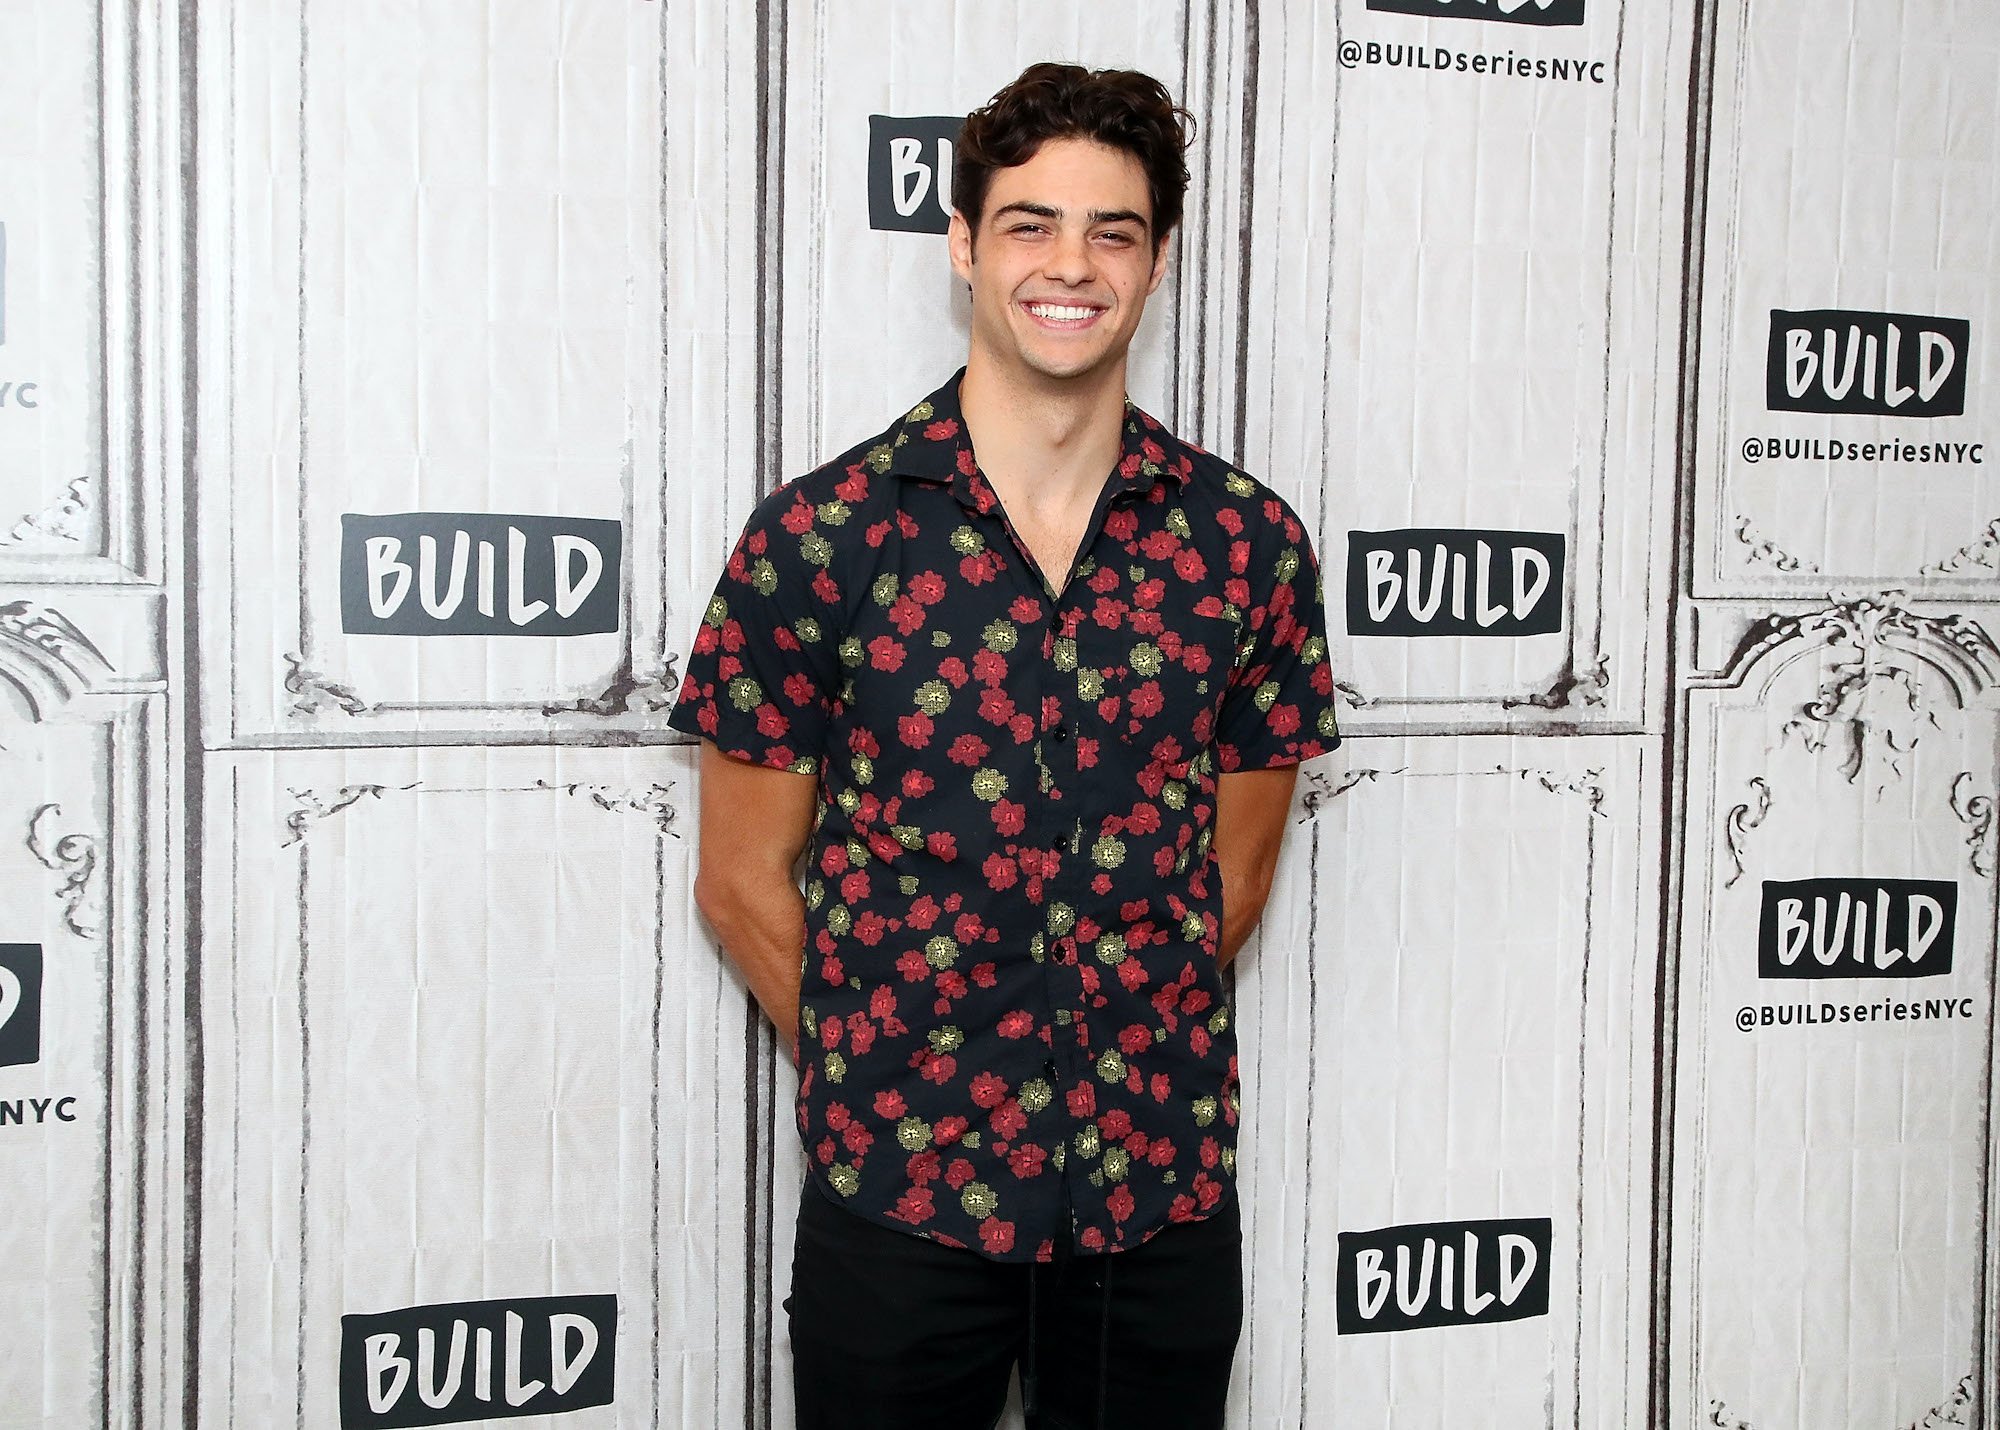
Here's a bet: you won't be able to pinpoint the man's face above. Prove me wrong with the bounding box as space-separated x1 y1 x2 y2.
948 137 1170 385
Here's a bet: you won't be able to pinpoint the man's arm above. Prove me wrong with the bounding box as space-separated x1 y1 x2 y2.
1212 764 1301 970
690 741 820 1052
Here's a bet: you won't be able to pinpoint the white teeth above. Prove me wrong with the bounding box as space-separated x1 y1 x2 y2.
1026 303 1098 322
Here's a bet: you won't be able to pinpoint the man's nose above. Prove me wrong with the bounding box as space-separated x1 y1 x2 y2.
1040 228 1095 285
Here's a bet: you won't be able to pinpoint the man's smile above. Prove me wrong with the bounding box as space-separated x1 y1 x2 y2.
1019 299 1107 329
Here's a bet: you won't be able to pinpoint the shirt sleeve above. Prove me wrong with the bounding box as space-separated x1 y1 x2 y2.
665 482 842 774
1213 494 1342 772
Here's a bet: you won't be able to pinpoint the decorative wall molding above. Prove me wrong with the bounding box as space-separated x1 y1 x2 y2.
1733 515 1819 574
1509 765 1609 817
1296 766 1401 824
281 652 374 718
1920 519 2000 578
1501 653 1611 713
534 778 681 836
27 801 101 938
1707 1373 1974 1430
1707 595 2000 791
1295 763 1606 823
1332 678 1377 710
1722 777 1772 889
0 600 115 719
280 782 420 847
541 658 681 719
0 476 93 548
1947 773 1995 880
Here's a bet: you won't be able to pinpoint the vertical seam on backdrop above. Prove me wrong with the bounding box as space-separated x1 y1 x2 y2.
653 835 666 1430
1588 0 1633 691
293 838 311 1430
1976 822 1998 1420
123 0 151 1412
227 770 242 1430
1230 0 1260 467
293 1 311 662
96 0 112 569
1654 0 1721 1421
178 0 210 1411
1171 0 1191 429
1295 820 1322 1427
1573 808 1599 1429
668 0 684 708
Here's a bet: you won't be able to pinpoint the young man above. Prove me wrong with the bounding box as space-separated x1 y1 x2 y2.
667 62 1340 1429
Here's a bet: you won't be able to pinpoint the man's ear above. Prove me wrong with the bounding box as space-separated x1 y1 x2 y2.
1146 230 1172 296
948 209 975 284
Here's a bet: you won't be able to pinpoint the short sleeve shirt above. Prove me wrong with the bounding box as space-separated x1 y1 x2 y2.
666 369 1341 1262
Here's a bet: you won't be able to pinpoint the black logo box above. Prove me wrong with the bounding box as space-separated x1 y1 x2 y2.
339 1294 616 1428
339 512 621 637
868 116 961 234
1346 529 1564 637
0 943 42 1069
1757 879 1956 980
1336 1217 1553 1334
1766 309 1970 419
1366 0 1586 25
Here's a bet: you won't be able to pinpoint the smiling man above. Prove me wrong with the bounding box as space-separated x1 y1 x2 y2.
668 62 1341 1429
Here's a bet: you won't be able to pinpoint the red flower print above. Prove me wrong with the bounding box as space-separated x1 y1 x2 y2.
868 635 906 672
1007 1144 1047 1180
979 1218 1016 1255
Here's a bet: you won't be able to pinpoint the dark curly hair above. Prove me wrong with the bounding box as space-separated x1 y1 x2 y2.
952 62 1194 252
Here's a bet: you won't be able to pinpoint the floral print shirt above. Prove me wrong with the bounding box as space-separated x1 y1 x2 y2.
667 369 1340 1262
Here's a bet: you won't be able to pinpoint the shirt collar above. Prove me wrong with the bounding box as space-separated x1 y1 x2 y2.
885 367 1196 510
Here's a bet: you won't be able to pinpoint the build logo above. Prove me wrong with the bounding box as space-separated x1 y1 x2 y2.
1758 879 1956 980
0 944 43 1067
1336 1217 1554 1333
1767 310 1970 418
340 513 621 637
868 116 960 234
1347 529 1564 637
339 1294 617 1427
1367 0 1586 26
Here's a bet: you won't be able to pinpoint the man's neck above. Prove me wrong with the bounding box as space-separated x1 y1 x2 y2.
956 351 1129 514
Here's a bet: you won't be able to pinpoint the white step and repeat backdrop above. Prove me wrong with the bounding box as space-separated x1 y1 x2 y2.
1 1 1996 1427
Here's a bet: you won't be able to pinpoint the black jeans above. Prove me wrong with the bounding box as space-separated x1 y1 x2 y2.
786 1173 1243 1430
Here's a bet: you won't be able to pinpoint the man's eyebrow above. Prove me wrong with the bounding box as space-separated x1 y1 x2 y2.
988 201 1150 232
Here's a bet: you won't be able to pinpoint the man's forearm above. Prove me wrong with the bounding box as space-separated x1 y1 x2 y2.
1215 858 1273 971
696 872 809 1051
1210 765 1300 971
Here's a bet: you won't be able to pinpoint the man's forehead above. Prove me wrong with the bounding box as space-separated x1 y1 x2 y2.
982 139 1153 218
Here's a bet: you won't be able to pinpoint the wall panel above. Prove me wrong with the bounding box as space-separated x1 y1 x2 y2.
1237 734 1655 1427
196 744 751 1428
197 0 762 741
0 606 173 1429
0 0 164 583
1241 0 1692 729
1691 2 2000 596
1670 596 2000 1429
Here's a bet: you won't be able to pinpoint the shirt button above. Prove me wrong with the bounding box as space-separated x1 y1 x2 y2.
1050 723 1070 742
1043 1057 1058 1080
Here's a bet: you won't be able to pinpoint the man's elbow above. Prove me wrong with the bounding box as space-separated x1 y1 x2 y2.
693 861 741 936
